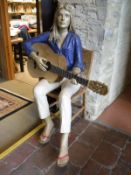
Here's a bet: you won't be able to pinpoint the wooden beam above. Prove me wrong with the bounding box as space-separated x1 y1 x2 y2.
0 1 14 80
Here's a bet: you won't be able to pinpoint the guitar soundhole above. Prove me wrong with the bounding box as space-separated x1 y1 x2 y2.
34 61 37 69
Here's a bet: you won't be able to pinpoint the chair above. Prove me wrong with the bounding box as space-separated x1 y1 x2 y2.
48 49 94 121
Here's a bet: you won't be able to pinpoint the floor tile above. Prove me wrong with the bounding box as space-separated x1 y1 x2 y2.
11 164 44 175
111 160 129 175
78 123 107 149
46 163 80 175
121 141 131 165
104 129 128 149
3 142 36 167
80 159 101 175
71 117 89 135
50 131 77 150
92 141 120 169
98 167 111 175
0 160 13 175
98 86 131 134
69 142 93 168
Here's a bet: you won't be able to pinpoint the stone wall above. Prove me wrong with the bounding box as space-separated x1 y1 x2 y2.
59 0 107 50
109 0 131 102
58 0 131 120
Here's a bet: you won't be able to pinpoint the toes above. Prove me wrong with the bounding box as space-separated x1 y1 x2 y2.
57 154 69 167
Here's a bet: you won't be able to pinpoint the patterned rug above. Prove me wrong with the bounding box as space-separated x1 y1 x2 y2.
0 89 32 120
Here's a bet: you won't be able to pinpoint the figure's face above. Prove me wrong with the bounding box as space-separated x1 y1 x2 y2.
57 9 71 29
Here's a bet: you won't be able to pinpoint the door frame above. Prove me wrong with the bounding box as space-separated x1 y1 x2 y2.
0 1 14 80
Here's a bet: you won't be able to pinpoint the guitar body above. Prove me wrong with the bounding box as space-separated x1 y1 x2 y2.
27 43 67 82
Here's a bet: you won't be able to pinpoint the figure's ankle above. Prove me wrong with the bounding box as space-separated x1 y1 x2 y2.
44 117 54 128
41 118 54 136
59 133 69 156
47 120 54 128
57 133 69 167
59 145 68 156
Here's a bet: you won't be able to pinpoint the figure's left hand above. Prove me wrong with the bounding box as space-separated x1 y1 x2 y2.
70 78 77 85
70 67 81 85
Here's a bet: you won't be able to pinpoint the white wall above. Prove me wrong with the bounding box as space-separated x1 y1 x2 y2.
109 0 131 103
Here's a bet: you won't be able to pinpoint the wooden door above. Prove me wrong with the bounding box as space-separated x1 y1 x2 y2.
0 1 14 80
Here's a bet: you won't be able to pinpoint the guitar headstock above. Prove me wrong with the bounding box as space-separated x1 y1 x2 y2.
88 80 108 95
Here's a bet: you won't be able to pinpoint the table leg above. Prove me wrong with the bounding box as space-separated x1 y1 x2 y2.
18 43 24 72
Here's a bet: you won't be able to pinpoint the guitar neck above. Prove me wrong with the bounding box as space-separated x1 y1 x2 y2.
47 62 88 86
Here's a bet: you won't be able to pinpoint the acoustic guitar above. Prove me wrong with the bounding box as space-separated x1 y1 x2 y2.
27 43 108 95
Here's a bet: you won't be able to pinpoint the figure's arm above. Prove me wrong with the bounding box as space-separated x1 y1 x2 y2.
73 34 84 72
23 32 50 71
71 35 84 84
23 32 50 56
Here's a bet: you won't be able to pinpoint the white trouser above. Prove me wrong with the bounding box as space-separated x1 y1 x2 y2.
33 78 81 133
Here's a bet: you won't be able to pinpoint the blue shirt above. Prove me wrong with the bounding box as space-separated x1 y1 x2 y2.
23 32 84 71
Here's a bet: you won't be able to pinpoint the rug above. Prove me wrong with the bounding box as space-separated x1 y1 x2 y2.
0 89 32 120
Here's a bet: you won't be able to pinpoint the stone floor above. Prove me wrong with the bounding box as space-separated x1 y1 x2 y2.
98 85 131 134
0 116 131 175
0 66 131 175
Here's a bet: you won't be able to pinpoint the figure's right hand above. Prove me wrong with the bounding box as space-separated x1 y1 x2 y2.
30 52 48 71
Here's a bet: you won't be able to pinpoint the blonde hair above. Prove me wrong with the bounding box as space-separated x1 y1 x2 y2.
49 3 75 42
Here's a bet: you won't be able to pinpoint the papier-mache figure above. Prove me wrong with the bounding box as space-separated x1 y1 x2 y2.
23 3 84 167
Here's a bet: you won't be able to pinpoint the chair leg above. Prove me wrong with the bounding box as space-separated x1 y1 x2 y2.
82 92 87 118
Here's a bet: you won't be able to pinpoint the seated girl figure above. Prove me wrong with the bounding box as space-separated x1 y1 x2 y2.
23 3 84 167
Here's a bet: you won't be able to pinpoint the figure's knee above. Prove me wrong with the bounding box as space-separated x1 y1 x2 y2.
34 85 43 97
33 81 48 97
59 91 71 103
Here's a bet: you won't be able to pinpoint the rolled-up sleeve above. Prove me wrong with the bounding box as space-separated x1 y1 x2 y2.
23 32 50 56
74 35 84 71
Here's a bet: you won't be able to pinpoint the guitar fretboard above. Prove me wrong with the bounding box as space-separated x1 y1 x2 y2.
47 62 88 86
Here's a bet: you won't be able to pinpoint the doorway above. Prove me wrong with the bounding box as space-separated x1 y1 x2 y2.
0 1 14 81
